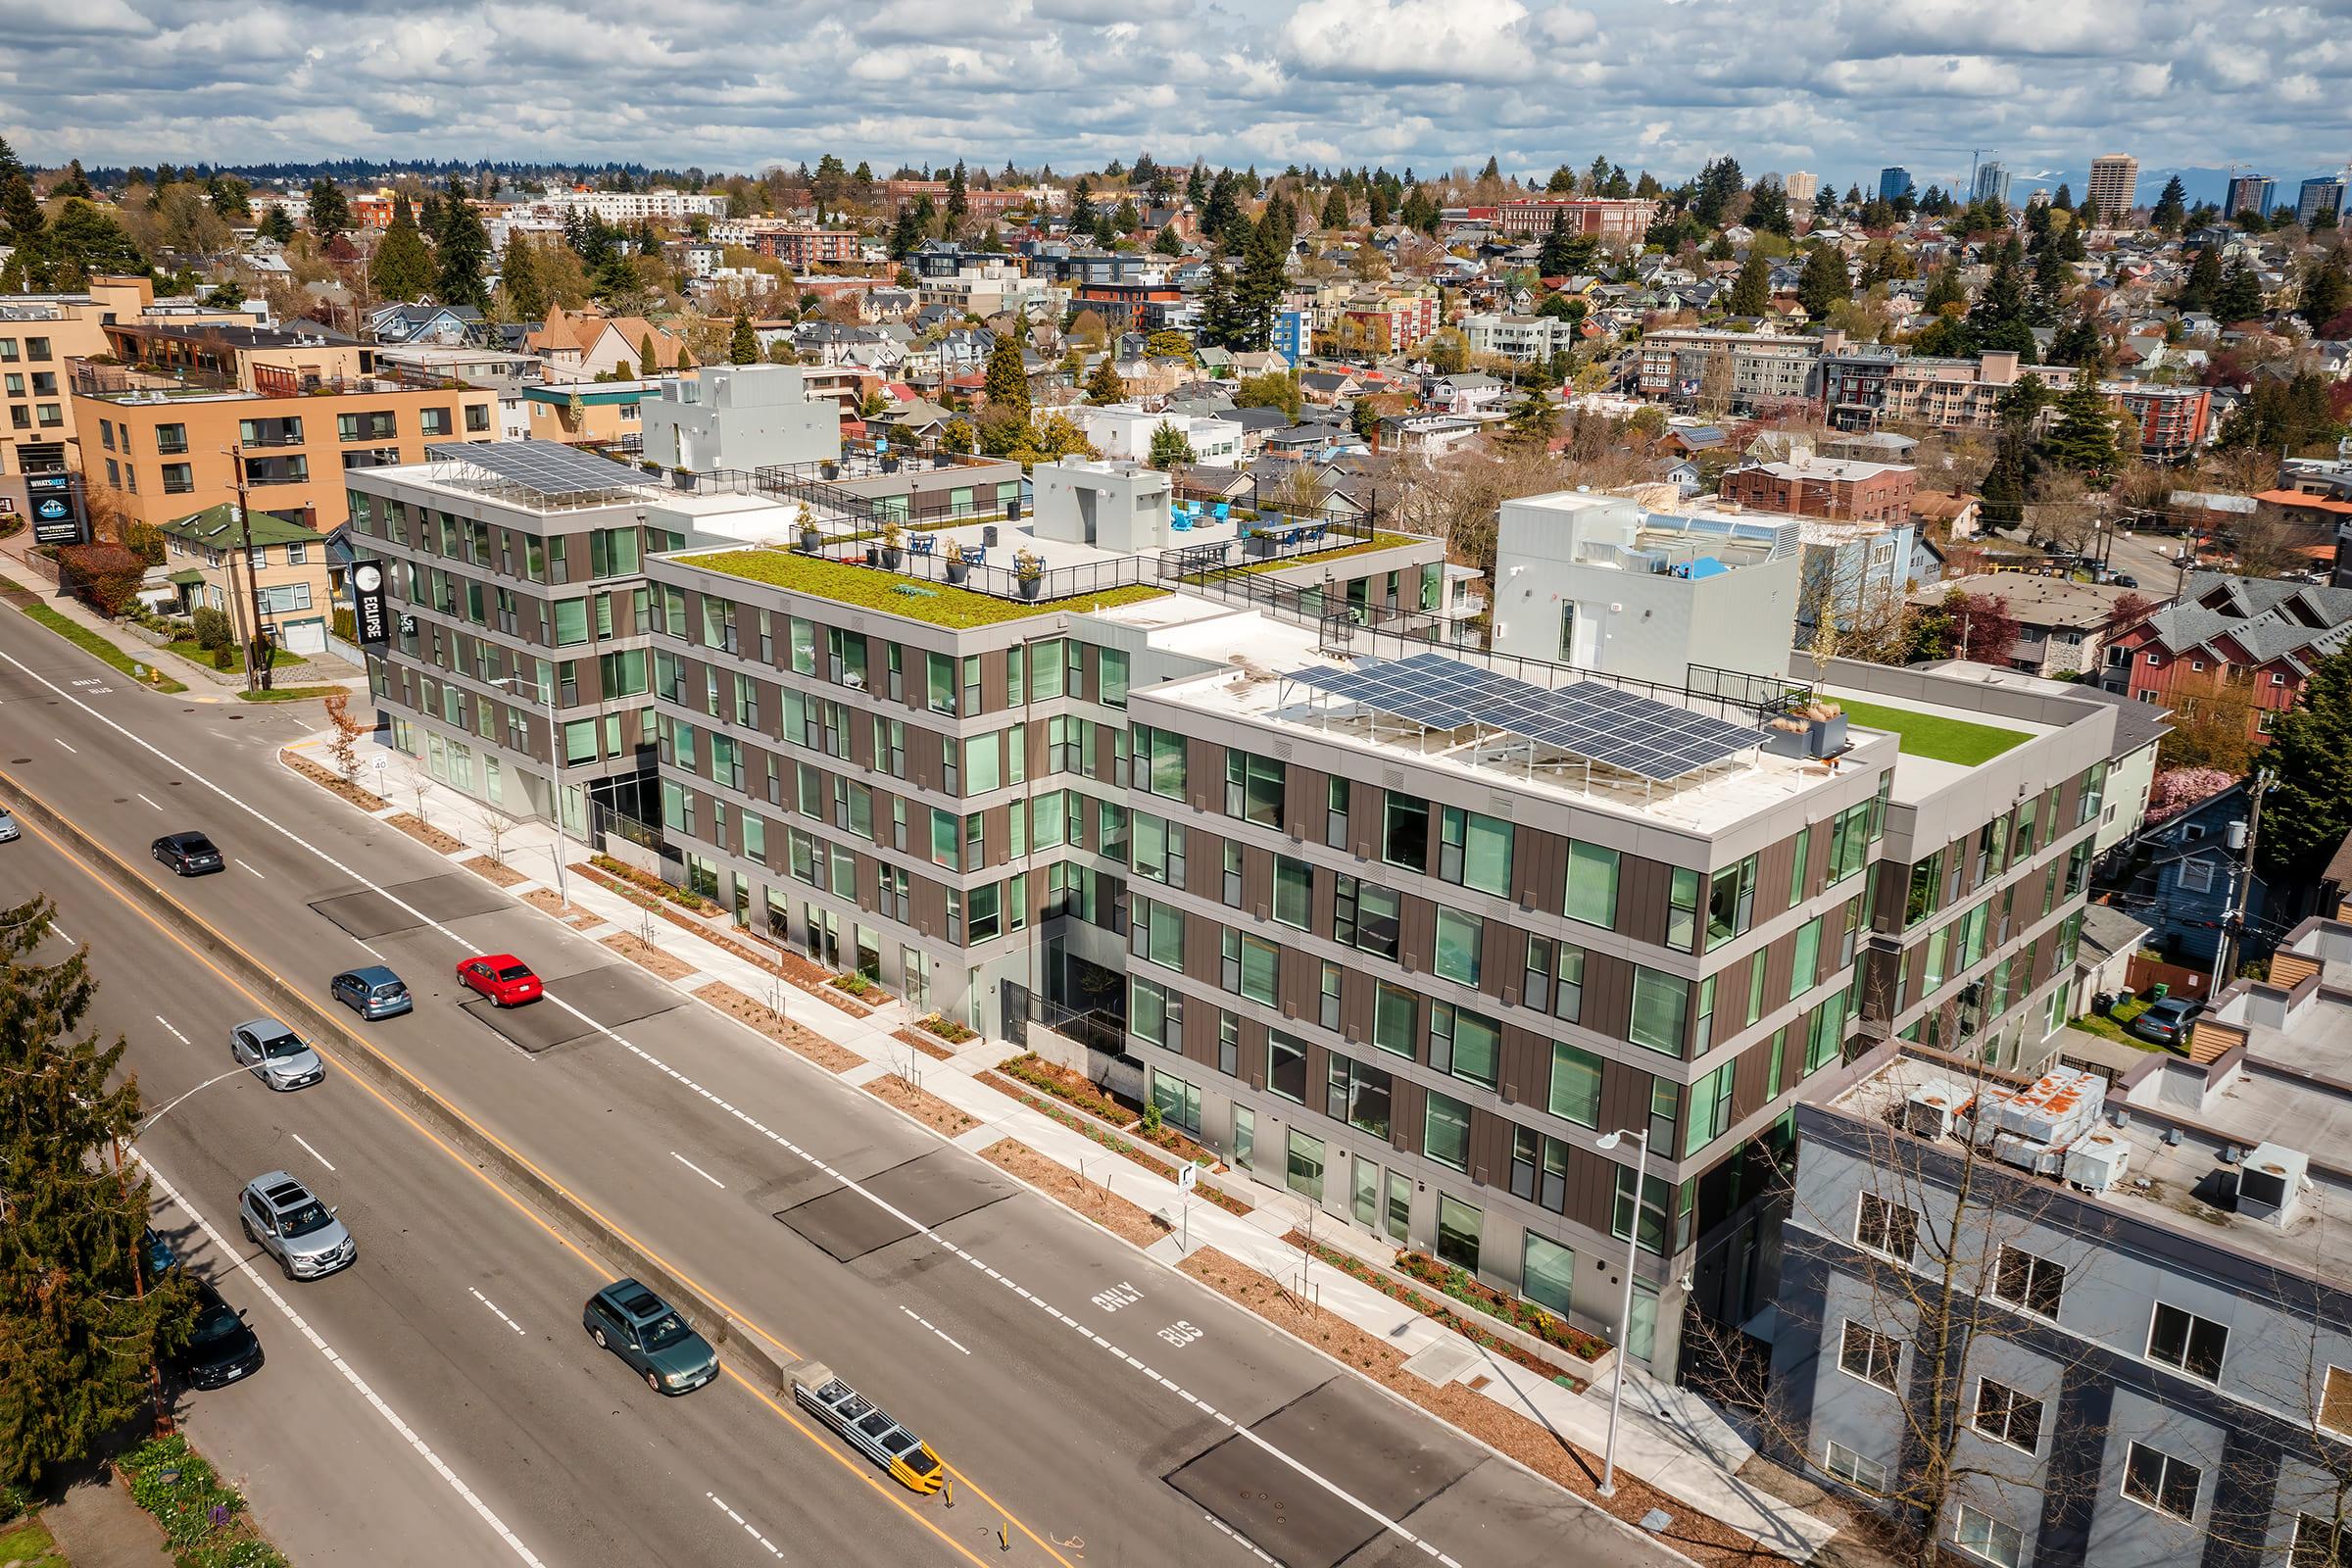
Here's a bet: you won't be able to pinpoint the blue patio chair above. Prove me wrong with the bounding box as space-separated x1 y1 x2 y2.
1171 512 1191 530
1214 503 1231 521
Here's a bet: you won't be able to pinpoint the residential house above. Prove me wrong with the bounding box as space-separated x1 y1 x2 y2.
2112 780 2265 968
367 303 486 347
1719 457 1918 524
527 307 689 378
1915 573 2144 678
156 502 337 655
2102 573 2352 742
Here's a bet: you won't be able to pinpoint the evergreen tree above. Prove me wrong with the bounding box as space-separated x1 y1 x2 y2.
1321 186 1348 228
371 195 435 302
1 174 43 248
2051 183 2075 212
37 201 145 287
307 178 351 242
639 330 661 375
1980 418 2031 527
500 231 546 322
55 160 92 199
2258 644 2352 889
946 160 968 228
1501 390 1559 449
1152 224 1183 257
1965 235 2036 358
1086 356 1125 403
1690 157 1744 228
1199 263 1247 351
1796 243 1847 318
1233 219 1287 350
1111 197 1140 236
2303 247 2352 330
1539 208 1595 277
2150 174 2188 235
983 330 1030 420
0 897 198 1487
1726 250 1772 317
0 137 20 185
432 177 492 312
258 207 295 245
1148 420 1195 468
1745 178 1792 235
2164 245 2220 313
729 312 760 365
888 203 923 259
2040 368 2120 478
2211 257 2266 323
2046 312 2105 368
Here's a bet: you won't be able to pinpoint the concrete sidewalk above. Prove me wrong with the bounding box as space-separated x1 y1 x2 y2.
37 1471 173 1568
285 725 1840 1563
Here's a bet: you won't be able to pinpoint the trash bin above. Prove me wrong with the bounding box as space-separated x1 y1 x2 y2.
2148 982 2170 1001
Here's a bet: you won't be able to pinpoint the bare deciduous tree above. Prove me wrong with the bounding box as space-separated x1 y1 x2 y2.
479 807 517 867
321 689 366 785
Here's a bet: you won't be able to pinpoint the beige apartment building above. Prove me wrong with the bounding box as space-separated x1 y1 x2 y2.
74 367 496 532
2086 154 2139 223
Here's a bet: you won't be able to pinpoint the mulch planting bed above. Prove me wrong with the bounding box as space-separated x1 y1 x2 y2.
603 930 698 981
1283 1232 1582 1384
695 980 863 1071
979 1139 1167 1249
522 888 601 928
863 1072 978 1136
893 1027 959 1062
386 812 465 854
281 750 385 809
465 854 530 888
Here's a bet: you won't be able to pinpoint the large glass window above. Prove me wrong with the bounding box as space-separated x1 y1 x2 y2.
1099 648 1129 709
1225 751 1286 827
1436 1195 1482 1272
1431 1003 1498 1088
1423 1092 1472 1171
1564 840 1619 928
1224 930 1279 1004
1434 906 1483 985
1150 1067 1201 1133
1335 875 1400 959
1440 806 1512 896
1267 1030 1308 1102
1131 896 1186 971
1629 968 1689 1055
1383 793 1429 870
1373 982 1417 1058
1285 1128 1325 1201
1132 813 1186 887
1136 724 1187 799
1325 1054 1394 1139
1522 1234 1576 1317
1667 868 1702 954
1548 1041 1601 1127
1708 856 1758 949
1131 976 1180 1049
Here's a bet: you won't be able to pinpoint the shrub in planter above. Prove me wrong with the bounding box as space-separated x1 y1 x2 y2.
193 605 231 650
213 643 237 670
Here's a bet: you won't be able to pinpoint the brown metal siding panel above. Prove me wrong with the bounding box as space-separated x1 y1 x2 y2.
911 873 947 940
1565 1145 1617 1234
1243 848 1275 922
1468 1109 1509 1190
1756 835 1795 923
1348 781 1379 861
1279 946 1319 1026
1499 1023 1547 1109
977 649 1007 716
1514 826 1563 913
1340 968 1374 1050
1189 738 1221 817
1185 906 1223 988
1397 896 1435 979
1390 1076 1425 1153
1584 951 1634 1042
1285 764 1322 844
1619 855 1672 949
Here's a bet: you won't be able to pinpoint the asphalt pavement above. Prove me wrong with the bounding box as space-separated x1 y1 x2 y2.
0 601 1678 1568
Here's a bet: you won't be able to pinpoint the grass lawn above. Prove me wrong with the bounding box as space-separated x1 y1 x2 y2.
0 1512 65 1565
1203 532 1423 578
167 638 299 669
684 548 1169 628
236 684 346 704
2066 997 2172 1052
0 579 190 693
1837 697 2028 766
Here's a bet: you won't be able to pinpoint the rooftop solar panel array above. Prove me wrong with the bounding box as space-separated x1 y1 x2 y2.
1286 651 1761 782
426 441 651 496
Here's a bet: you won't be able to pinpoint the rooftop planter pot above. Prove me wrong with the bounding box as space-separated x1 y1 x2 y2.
945 556 970 584
879 521 906 571
819 461 839 479
1013 549 1045 601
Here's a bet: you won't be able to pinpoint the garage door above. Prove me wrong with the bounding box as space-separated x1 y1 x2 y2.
283 620 326 655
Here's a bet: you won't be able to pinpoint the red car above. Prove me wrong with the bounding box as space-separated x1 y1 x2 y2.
456 954 542 1007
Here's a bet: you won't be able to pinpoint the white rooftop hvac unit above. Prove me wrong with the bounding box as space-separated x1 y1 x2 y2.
2064 1129 2132 1193
2230 1142 2310 1227
1905 1080 1967 1141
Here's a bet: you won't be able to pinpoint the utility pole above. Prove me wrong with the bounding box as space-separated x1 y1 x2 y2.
2210 771 2267 993
220 445 265 694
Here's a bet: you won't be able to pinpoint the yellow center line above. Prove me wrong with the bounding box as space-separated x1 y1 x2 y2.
5 775 1079 1568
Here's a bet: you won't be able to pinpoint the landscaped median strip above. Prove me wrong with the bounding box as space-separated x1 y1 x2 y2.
0 572 189 692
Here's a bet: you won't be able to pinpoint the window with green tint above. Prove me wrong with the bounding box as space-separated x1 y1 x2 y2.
1440 806 1512 896
1523 1233 1575 1316
1131 897 1186 970
1685 1064 1735 1156
1274 857 1311 928
964 733 1002 795
1788 824 1811 906
1791 916 1823 997
1098 648 1128 708
1374 982 1417 1057
1136 724 1187 799
1267 1029 1307 1101
1630 967 1688 1055
1549 1040 1601 1127
1424 1092 1472 1171
1133 813 1185 886
1225 930 1278 1004
1667 867 1701 953
929 808 960 869
925 650 955 712
1436 1195 1481 1271
1434 906 1483 985
1564 841 1619 928
1709 856 1758 949
1383 793 1430 869
1612 1166 1672 1253
1431 1003 1499 1088
552 599 589 645
1029 638 1064 701
1746 950 1768 1025
1225 751 1286 826
1906 851 1941 928
1285 1127 1324 1200
1555 942 1585 1022
1923 925 1947 992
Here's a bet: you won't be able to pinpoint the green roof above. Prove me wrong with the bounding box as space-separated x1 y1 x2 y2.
159 503 322 549
680 549 1169 629
1837 698 2028 767
166 567 206 585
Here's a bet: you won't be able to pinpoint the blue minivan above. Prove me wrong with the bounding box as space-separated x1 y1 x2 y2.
329 965 414 1021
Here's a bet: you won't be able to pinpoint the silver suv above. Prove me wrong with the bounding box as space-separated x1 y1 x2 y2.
230 1017 324 1092
237 1172 355 1281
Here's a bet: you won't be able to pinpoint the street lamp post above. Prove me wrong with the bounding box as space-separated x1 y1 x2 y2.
1593 1125 1651 1498
494 672 569 908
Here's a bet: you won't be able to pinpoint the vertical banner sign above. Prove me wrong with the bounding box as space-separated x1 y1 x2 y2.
26 472 87 546
351 561 392 647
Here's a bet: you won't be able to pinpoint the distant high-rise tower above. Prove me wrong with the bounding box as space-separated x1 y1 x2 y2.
1972 161 2012 207
1877 167 1914 204
2086 154 2139 222
1784 171 1818 206
2298 176 2346 227
2224 174 2276 220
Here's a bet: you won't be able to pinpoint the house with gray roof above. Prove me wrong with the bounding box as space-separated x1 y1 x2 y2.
2101 572 2352 746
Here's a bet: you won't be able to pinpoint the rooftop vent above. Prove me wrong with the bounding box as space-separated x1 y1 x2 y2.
1904 1081 1966 1141
2230 1142 2310 1228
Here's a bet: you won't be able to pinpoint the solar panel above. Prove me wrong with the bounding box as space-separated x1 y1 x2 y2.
427 441 650 497
1284 653 1761 782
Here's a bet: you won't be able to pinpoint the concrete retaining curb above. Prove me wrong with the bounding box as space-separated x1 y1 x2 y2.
0 770 794 1398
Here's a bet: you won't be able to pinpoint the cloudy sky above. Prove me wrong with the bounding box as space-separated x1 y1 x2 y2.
6 0 2350 195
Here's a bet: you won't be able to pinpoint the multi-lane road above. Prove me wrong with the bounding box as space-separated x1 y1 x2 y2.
0 599 1667 1568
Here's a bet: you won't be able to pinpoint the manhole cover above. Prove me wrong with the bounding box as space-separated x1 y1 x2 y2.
9 758 28 764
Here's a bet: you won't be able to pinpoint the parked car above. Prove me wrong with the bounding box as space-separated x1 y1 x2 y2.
237 1171 355 1281
2130 996 2206 1047
329 965 414 1021
152 832 225 876
142 1226 178 1281
0 806 19 843
230 1017 325 1092
456 954 542 1007
582 1279 719 1395
177 1279 264 1390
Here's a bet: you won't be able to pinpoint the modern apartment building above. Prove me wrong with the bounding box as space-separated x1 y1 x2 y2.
2300 177 2347 229
1638 328 1822 411
2225 174 2276 220
757 228 861 270
1819 345 2047 432
0 274 232 476
1972 162 2012 208
1460 312 1582 365
639 366 841 473
2087 155 2140 223
73 364 497 531
1878 168 1915 204
2106 381 2213 457
1770 910 2352 1568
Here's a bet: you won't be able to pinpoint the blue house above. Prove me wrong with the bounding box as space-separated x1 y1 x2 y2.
1271 306 1309 364
2116 782 2267 967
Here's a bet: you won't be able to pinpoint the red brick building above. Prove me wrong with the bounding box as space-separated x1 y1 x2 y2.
1490 197 1659 244
2099 573 2352 741
1718 457 1918 522
2103 381 2212 457
756 227 861 270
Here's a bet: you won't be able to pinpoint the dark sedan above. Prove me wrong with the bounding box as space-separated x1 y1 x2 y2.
178 1280 264 1390
153 832 225 876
